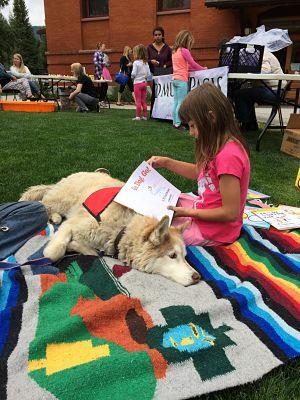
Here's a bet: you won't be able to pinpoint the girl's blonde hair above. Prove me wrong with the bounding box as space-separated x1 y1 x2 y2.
123 46 132 57
173 30 194 52
13 53 27 73
70 62 85 78
133 44 147 63
179 83 249 169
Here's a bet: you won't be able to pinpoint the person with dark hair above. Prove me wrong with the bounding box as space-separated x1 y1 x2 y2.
148 83 250 247
69 63 99 112
147 27 172 75
147 27 173 116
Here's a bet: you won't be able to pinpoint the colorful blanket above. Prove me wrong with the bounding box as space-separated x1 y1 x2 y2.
0 225 299 399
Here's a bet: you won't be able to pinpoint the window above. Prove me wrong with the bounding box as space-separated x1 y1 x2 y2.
82 0 109 18
157 0 191 12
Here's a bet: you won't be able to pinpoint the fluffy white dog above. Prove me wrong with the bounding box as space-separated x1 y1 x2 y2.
20 171 201 286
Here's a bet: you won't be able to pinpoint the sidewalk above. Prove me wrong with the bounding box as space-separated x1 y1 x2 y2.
111 103 295 125
2 93 295 125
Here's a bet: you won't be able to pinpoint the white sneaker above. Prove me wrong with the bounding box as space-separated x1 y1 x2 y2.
141 116 147 120
132 117 141 121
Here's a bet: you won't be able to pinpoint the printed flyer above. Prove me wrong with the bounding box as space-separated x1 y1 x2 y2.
114 161 181 223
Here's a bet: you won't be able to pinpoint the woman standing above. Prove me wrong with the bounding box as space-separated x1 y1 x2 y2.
10 53 42 98
172 30 206 130
69 63 99 112
147 27 172 115
117 46 135 106
147 27 172 75
93 42 109 106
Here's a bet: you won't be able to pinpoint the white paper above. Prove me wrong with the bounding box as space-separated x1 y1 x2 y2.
114 161 181 223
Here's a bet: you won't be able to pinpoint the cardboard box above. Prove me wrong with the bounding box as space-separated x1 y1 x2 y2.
281 114 300 159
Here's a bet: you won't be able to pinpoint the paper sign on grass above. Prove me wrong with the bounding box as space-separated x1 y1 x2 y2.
114 161 181 223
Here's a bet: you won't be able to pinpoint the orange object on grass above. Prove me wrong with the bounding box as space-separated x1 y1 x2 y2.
0 100 56 112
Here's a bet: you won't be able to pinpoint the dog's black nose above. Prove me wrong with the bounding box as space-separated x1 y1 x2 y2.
192 272 200 282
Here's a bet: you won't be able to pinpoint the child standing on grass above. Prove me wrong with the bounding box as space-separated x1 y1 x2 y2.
172 30 206 130
131 44 151 121
148 83 250 247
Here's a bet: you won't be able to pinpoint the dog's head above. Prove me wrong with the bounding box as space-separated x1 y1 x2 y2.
140 216 201 286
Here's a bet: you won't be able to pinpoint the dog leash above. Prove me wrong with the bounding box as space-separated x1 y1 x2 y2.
112 227 126 259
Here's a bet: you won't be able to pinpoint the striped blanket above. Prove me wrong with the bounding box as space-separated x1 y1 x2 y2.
0 225 299 399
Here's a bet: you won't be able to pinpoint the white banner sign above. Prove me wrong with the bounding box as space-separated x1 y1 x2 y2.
152 66 229 120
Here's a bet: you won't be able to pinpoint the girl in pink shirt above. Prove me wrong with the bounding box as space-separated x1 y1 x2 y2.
172 30 206 129
148 83 250 246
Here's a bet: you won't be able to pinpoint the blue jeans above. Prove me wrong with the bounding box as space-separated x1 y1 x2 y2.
0 202 48 260
233 86 278 126
29 80 41 96
172 80 188 127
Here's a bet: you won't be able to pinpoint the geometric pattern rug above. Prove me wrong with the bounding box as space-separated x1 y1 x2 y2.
0 225 299 399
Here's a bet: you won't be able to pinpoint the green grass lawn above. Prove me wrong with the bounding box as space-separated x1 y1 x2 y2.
0 109 299 399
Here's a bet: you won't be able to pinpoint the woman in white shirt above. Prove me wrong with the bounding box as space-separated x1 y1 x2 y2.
10 53 43 98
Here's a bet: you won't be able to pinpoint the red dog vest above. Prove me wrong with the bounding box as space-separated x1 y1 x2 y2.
83 187 122 221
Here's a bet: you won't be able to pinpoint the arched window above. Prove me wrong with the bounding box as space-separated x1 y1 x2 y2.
157 0 191 12
82 0 109 17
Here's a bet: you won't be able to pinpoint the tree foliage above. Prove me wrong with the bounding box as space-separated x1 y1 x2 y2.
0 12 12 65
0 0 9 8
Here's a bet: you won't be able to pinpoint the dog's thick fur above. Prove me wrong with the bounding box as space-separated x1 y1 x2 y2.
20 171 200 286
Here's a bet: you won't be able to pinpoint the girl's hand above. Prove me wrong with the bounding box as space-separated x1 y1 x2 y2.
168 206 193 218
147 156 169 168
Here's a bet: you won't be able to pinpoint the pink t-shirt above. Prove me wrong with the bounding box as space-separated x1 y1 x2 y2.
194 141 250 243
172 48 206 82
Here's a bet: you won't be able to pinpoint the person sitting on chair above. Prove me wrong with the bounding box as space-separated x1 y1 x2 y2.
0 62 34 100
232 49 287 131
10 53 44 99
69 63 99 113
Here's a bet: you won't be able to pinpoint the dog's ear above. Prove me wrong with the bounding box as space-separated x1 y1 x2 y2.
149 215 170 246
175 220 191 234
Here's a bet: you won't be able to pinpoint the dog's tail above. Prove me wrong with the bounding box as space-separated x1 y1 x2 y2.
19 184 54 202
44 222 72 262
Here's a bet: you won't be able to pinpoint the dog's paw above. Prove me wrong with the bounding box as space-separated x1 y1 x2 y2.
50 213 62 224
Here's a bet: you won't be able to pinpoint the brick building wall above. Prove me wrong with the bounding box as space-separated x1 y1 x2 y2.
44 0 240 75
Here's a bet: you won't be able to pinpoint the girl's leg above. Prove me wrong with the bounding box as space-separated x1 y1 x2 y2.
172 80 179 126
141 82 147 118
171 194 222 246
117 91 123 105
175 80 188 126
134 83 142 118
